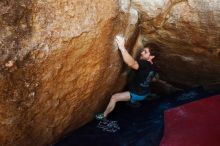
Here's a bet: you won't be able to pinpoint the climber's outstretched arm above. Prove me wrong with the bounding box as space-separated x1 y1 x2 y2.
115 36 139 70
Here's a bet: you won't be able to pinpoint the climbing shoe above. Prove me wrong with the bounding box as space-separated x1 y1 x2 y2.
95 113 106 120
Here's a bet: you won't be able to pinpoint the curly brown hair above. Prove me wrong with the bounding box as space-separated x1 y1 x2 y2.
144 43 160 58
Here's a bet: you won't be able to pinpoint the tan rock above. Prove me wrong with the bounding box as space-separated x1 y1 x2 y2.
1 0 220 145
0 0 138 145
132 0 220 88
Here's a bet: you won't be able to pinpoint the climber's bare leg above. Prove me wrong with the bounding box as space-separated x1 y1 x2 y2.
103 91 131 117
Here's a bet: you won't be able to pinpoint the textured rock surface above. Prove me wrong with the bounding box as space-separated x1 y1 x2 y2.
1 0 220 146
131 0 220 88
0 0 139 145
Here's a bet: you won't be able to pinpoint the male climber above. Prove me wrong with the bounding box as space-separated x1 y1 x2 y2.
96 35 160 120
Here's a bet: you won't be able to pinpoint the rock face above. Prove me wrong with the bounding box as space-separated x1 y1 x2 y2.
131 0 220 88
0 0 220 146
0 0 138 145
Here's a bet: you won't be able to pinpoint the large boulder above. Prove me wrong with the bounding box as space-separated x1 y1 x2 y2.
0 0 139 145
1 0 220 145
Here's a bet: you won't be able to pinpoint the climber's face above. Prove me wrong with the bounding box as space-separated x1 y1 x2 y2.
140 48 154 61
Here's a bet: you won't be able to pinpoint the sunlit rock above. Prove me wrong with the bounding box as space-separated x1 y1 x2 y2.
1 0 220 145
0 0 138 145
131 0 220 88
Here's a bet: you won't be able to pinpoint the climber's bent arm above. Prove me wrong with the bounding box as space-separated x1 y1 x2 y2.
119 48 139 70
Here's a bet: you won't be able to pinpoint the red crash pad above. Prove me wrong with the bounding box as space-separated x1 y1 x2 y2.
160 94 220 146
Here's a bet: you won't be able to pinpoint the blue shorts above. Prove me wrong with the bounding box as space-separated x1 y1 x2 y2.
130 92 150 103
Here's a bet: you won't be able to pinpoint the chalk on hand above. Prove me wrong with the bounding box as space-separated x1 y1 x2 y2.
113 34 125 52
115 34 124 42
